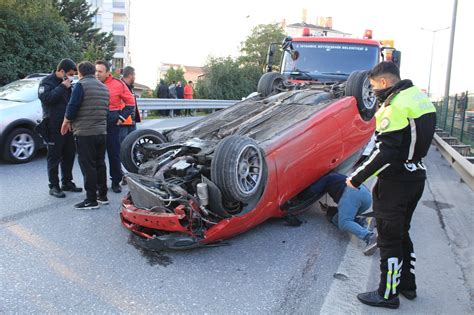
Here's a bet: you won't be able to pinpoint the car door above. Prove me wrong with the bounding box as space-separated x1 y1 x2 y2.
274 112 343 204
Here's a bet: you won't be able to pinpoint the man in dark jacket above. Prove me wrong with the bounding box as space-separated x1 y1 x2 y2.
347 62 436 309
38 58 82 198
61 61 109 210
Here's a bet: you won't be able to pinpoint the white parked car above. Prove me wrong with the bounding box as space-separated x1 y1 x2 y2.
0 77 45 163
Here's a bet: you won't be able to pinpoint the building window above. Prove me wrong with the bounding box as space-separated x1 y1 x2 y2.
112 23 125 31
113 58 124 69
113 35 126 47
113 1 126 9
90 0 103 7
115 46 124 53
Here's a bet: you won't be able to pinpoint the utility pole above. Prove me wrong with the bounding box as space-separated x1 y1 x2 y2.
443 0 458 106
421 26 449 97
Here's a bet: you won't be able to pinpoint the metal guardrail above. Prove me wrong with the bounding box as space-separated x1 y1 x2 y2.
136 98 239 110
433 133 474 190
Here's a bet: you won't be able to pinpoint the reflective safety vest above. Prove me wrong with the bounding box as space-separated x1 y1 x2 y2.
375 86 436 134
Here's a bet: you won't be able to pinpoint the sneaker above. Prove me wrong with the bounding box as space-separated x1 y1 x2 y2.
112 183 122 193
61 182 83 192
121 177 127 186
363 232 378 256
49 186 66 198
97 195 109 205
357 290 399 309
74 200 99 210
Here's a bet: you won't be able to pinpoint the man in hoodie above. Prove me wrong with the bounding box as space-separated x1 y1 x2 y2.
348 62 436 309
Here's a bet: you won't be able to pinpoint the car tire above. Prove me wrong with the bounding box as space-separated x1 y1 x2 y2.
257 72 286 97
120 129 167 173
345 70 377 121
211 135 265 203
2 128 38 163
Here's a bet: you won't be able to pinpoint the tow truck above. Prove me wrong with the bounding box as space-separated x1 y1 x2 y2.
257 28 401 100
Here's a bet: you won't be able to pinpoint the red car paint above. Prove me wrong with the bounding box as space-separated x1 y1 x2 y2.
120 96 374 247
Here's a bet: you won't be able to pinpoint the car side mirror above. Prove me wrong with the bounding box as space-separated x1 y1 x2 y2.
265 43 278 72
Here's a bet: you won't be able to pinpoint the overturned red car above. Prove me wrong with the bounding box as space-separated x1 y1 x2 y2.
119 68 376 250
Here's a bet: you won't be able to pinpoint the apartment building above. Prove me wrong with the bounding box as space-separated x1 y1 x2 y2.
88 0 131 69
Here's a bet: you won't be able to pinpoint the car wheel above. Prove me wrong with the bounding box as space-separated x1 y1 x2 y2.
120 129 167 173
257 72 286 97
2 128 38 163
211 135 265 203
345 70 376 121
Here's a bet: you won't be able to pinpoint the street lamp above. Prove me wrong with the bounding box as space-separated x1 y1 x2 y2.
421 26 449 97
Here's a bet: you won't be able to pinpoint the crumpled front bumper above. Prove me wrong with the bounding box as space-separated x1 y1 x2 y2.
120 196 203 250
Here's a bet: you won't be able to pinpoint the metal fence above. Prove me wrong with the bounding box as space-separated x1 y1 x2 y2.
136 98 239 118
433 91 473 154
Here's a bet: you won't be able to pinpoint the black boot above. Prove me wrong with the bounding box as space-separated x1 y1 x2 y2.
112 182 122 193
400 289 417 300
61 181 83 192
49 186 66 198
357 290 399 309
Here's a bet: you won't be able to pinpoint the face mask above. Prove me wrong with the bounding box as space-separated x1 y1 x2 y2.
373 86 392 103
67 76 75 81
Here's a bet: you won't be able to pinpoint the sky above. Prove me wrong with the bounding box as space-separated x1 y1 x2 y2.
129 0 474 98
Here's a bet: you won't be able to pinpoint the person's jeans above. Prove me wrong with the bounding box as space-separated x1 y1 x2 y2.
332 185 372 240
119 124 137 143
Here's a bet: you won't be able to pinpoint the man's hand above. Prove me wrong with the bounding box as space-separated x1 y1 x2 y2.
61 79 72 89
61 119 72 135
346 178 356 189
116 119 124 126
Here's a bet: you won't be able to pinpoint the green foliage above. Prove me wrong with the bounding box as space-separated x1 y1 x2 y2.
53 0 116 62
239 23 286 70
0 0 80 85
194 57 261 100
164 67 186 85
195 23 286 100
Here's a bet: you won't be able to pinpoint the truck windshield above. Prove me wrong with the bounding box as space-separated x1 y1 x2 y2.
281 41 379 77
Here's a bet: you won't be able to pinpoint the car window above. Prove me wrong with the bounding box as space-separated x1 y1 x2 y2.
0 80 39 103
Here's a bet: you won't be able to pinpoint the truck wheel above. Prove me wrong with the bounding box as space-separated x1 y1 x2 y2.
345 71 376 121
2 128 38 163
120 129 167 173
257 72 286 97
211 135 265 203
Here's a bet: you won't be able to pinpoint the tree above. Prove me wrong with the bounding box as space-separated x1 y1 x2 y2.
53 0 116 62
195 57 261 100
164 67 186 85
239 23 286 70
0 0 80 85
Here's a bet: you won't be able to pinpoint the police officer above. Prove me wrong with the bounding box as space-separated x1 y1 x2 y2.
347 62 436 309
38 59 82 198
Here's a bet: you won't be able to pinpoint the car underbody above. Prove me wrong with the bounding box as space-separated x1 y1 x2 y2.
120 75 375 250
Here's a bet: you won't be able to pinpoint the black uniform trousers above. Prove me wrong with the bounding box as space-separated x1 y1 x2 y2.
372 178 425 300
75 135 107 202
47 131 76 188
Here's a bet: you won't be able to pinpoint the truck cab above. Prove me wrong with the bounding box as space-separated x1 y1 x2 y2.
257 29 401 96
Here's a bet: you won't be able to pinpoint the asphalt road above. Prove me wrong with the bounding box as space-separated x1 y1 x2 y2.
0 117 472 314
